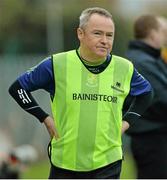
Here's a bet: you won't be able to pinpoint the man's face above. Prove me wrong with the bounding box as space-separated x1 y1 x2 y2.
162 22 167 47
77 14 115 59
156 25 167 48
150 25 166 49
157 17 167 47
152 19 167 49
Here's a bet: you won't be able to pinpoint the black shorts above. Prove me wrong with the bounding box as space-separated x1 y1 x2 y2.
48 160 122 179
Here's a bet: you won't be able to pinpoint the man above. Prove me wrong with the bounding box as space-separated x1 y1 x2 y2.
9 7 152 179
160 17 167 63
125 15 167 178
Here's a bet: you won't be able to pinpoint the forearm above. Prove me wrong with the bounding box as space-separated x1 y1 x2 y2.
123 90 154 125
8 80 49 122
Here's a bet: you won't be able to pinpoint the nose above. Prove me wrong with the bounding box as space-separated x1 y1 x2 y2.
101 35 107 44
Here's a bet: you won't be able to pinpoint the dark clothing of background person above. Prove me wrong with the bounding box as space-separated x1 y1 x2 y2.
125 40 167 178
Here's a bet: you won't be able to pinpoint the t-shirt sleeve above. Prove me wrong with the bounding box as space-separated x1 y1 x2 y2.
130 68 152 96
18 57 54 97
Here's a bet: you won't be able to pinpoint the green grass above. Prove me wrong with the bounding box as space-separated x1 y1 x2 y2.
21 153 136 179
21 159 50 179
121 152 137 179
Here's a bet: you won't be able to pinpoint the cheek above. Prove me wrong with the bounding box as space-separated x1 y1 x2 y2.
110 39 114 45
85 38 97 48
107 41 113 49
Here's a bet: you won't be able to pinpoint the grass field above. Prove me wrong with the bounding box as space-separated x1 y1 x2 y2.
121 152 136 179
21 152 136 179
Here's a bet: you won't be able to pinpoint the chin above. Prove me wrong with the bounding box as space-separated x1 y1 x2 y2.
96 53 107 58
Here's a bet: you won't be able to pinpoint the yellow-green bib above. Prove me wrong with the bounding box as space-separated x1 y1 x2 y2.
50 50 134 171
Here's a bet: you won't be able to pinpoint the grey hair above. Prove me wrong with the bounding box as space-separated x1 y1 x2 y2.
79 7 113 29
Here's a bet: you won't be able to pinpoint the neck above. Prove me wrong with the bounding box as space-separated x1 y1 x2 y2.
142 38 160 49
81 57 106 66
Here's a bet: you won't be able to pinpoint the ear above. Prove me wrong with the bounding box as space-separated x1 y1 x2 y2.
77 28 84 40
149 29 157 41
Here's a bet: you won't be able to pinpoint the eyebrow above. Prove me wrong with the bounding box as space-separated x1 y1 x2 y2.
93 29 113 32
92 30 114 34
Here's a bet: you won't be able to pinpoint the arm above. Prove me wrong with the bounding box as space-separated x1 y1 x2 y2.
122 68 153 132
8 57 59 139
43 116 59 139
8 80 49 122
122 121 130 134
123 91 153 126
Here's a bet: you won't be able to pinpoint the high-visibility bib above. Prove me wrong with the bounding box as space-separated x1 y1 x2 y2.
50 50 134 171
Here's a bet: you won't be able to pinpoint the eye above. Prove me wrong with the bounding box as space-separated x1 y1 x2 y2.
93 31 101 36
95 32 100 34
107 34 113 37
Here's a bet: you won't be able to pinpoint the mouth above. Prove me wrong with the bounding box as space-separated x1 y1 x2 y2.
98 47 108 52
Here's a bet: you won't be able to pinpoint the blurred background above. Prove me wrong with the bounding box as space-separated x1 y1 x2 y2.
0 0 167 178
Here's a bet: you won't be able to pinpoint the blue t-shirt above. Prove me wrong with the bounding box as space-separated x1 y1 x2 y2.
18 57 152 97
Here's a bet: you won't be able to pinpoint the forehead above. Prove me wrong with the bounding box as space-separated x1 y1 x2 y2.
157 18 167 31
86 13 114 31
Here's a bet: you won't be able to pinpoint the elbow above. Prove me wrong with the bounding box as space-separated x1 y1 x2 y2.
8 82 14 96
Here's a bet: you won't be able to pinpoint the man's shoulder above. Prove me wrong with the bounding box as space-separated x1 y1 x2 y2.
52 49 78 65
52 49 75 56
126 48 155 61
112 54 133 66
52 49 76 61
126 49 156 68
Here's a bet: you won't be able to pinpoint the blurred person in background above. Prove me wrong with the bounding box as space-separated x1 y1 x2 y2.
8 7 153 179
125 15 167 178
160 17 167 63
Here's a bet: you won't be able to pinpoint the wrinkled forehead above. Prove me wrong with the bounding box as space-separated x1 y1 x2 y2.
87 14 115 28
89 13 114 23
